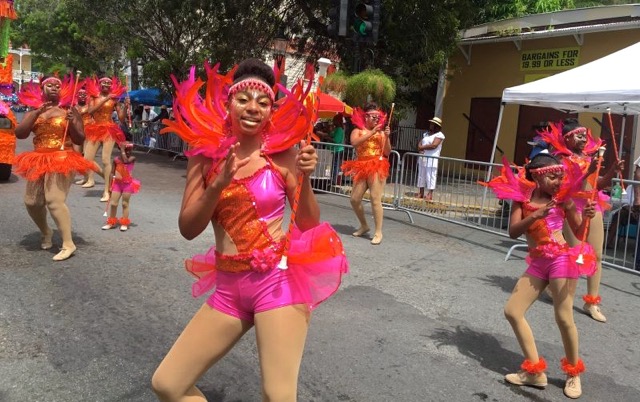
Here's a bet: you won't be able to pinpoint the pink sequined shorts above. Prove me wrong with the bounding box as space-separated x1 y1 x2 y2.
207 267 309 322
525 254 579 281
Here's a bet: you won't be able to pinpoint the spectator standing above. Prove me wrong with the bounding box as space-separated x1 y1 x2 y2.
328 114 345 185
416 116 445 201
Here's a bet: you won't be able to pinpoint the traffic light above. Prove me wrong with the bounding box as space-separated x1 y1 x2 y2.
327 0 349 37
351 0 381 43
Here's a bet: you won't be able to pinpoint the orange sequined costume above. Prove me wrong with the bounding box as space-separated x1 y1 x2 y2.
13 115 97 181
84 99 125 143
341 133 390 183
0 107 16 165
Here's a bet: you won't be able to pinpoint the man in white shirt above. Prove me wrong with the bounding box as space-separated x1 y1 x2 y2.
141 105 157 128
416 116 445 200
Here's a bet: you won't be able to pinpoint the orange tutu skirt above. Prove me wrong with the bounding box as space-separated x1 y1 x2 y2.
0 132 16 165
14 149 99 181
341 156 390 183
85 122 125 143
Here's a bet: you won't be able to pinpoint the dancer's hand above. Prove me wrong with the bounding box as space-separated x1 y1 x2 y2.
208 143 250 189
296 140 317 176
66 106 82 122
36 101 55 115
532 200 555 219
613 159 625 173
582 200 596 219
383 125 391 137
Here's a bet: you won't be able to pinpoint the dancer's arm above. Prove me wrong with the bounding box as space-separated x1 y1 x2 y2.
565 199 595 240
15 102 53 139
67 106 85 145
178 146 249 240
382 126 392 156
350 125 381 147
275 142 320 231
597 159 624 190
116 98 129 124
86 96 111 115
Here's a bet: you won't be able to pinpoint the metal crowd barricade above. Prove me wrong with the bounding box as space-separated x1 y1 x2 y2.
310 141 407 218
130 121 187 159
308 146 639 276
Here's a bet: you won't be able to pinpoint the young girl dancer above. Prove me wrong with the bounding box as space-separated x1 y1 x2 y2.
81 76 128 201
483 153 598 399
539 118 622 323
151 58 348 401
101 142 140 231
341 103 391 245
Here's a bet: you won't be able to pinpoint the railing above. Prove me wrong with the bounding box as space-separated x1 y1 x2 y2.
310 140 640 275
12 70 41 83
128 121 188 159
123 128 640 276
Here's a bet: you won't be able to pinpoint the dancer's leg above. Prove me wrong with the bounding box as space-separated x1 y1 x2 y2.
108 192 122 219
255 304 310 402
23 177 52 249
151 304 252 402
44 173 76 261
504 273 546 362
100 140 116 201
121 192 131 219
548 277 579 363
565 212 606 322
81 140 100 187
503 273 548 388
350 179 370 236
585 213 604 295
368 175 385 245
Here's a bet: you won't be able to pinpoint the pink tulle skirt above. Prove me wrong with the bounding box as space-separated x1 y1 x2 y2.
112 178 141 194
185 222 349 311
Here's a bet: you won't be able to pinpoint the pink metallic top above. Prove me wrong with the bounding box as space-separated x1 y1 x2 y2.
211 160 286 272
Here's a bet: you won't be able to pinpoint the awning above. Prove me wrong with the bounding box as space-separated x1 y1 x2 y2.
316 92 352 119
125 88 173 107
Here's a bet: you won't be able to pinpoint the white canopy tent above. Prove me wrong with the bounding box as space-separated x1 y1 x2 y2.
489 41 640 166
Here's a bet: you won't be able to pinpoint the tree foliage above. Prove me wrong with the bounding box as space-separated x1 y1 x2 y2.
11 0 628 112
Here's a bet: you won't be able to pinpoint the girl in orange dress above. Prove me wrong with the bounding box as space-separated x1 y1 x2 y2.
81 76 129 201
14 76 95 261
341 102 391 245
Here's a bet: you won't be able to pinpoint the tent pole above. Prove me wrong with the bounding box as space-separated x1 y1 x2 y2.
487 102 505 173
619 105 627 162
478 102 505 225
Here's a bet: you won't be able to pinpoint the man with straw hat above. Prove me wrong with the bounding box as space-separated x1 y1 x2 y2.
417 116 445 201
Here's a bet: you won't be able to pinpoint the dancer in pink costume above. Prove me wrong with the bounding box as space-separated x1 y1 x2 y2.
539 118 623 323
482 153 598 399
101 142 140 231
151 58 348 401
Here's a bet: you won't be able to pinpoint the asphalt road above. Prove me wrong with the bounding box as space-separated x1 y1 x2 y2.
1 141 639 402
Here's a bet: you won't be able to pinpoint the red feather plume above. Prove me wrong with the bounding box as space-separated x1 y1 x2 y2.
479 157 535 202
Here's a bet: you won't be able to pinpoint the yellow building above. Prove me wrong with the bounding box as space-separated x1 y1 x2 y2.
441 5 640 168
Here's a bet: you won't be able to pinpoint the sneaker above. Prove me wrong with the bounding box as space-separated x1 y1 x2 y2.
564 375 582 399
119 225 128 232
504 371 547 389
102 223 116 230
583 303 607 323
